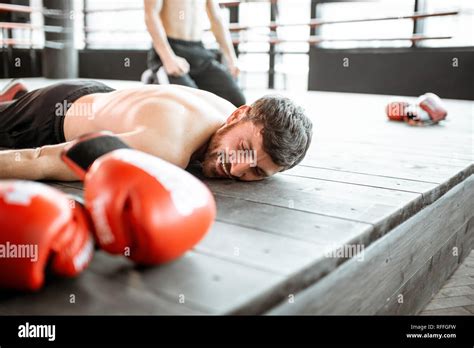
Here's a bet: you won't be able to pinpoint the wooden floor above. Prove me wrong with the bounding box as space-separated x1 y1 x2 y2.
0 78 473 314
420 250 474 315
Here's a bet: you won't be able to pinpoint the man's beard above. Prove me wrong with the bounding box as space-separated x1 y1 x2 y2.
201 123 237 178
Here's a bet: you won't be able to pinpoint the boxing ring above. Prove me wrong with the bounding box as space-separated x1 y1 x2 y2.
0 0 473 316
0 78 472 315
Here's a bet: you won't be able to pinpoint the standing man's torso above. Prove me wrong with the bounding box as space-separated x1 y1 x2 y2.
160 0 208 41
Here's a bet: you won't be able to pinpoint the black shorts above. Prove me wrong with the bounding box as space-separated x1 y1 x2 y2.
147 37 246 107
0 80 114 149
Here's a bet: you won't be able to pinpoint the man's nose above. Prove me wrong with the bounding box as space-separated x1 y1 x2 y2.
229 161 250 179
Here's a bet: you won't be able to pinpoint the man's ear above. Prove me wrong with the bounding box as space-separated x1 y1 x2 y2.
226 105 251 125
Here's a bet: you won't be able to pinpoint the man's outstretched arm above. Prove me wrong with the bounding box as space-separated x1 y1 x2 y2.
0 143 79 181
0 128 182 181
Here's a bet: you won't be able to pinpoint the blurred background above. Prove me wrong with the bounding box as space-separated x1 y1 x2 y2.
1 0 473 99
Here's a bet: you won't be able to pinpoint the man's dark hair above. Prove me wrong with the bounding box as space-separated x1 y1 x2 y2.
244 95 313 171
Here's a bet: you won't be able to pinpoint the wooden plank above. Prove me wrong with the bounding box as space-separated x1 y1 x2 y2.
304 145 471 173
379 219 473 314
285 166 438 193
288 93 473 159
50 181 375 314
213 194 373 245
420 307 472 315
46 164 472 310
267 175 474 314
53 172 423 228
464 305 474 314
423 296 474 311
46 182 299 314
295 162 473 207
277 93 473 187
52 179 406 247
433 286 474 298
301 157 469 184
89 251 283 314
308 140 474 162
206 174 423 232
0 262 202 315
311 126 474 151
51 181 374 246
49 182 373 312
197 221 328 275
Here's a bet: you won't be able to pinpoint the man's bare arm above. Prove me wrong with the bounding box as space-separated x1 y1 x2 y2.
206 0 239 77
144 0 173 64
0 143 79 181
0 128 185 182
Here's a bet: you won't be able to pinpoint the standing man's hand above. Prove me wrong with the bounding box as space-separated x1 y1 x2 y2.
145 0 189 77
163 56 190 76
227 60 240 78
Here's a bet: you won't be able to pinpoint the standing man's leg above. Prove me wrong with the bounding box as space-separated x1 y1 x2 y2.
192 59 246 107
147 40 245 106
0 101 14 113
167 74 198 88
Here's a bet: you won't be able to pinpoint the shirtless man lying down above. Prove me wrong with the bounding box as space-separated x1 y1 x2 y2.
0 80 312 181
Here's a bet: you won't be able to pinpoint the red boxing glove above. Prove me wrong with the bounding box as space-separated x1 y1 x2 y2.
386 93 447 126
385 100 411 122
0 181 94 291
414 92 448 124
62 133 216 265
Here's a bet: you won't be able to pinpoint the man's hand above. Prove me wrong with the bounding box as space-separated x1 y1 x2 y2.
227 61 240 78
163 56 190 76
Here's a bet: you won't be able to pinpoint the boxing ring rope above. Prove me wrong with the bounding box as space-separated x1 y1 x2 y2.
80 11 458 45
0 3 461 47
80 3 458 88
232 35 453 45
0 2 76 77
226 10 459 32
0 0 462 86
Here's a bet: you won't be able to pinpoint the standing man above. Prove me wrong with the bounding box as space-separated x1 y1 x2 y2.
144 0 246 107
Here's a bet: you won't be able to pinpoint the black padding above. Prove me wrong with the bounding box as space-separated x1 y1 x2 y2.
65 135 130 172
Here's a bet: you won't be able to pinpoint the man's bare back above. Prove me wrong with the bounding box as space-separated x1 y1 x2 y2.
65 85 234 166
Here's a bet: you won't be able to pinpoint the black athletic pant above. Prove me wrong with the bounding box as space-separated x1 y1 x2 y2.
147 37 246 107
0 80 114 149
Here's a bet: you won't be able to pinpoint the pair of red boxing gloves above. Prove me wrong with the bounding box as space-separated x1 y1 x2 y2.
386 92 448 126
0 133 216 291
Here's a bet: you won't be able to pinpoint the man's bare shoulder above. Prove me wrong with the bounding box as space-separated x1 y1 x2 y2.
121 84 235 118
103 83 232 152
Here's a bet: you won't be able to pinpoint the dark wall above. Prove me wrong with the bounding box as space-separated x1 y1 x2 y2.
1 49 147 80
2 47 473 100
309 47 474 100
79 50 148 81
0 50 42 77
